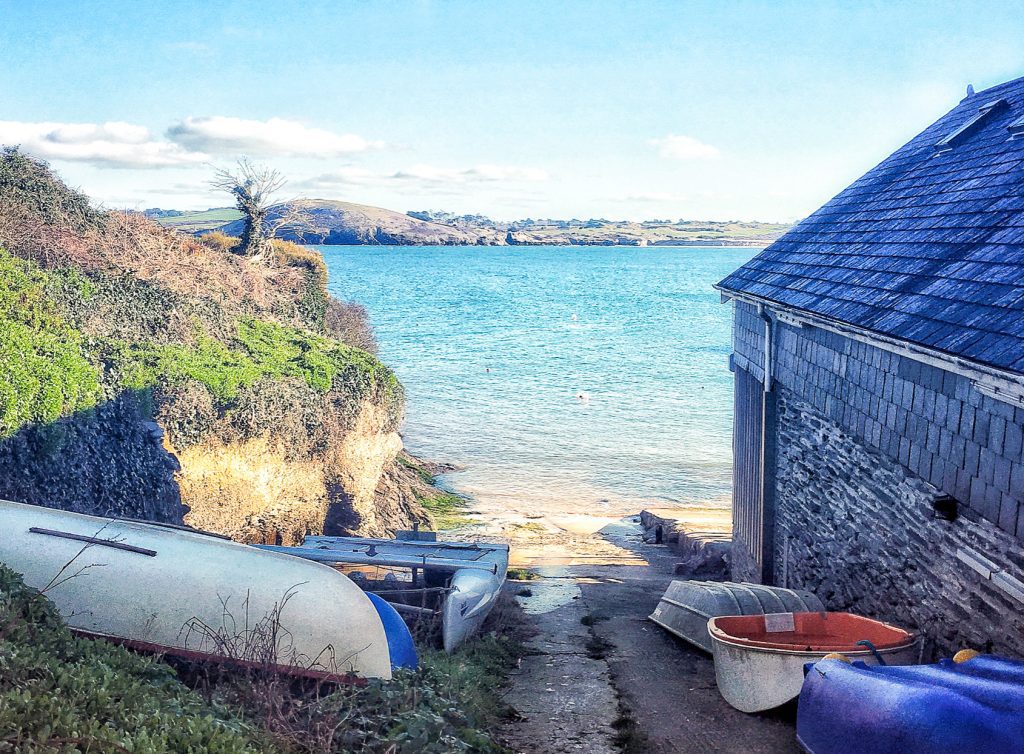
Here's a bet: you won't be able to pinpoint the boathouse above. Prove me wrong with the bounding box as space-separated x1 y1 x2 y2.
717 75 1024 657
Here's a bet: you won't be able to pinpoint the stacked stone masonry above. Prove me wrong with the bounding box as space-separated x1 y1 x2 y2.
732 300 1024 656
734 301 1024 538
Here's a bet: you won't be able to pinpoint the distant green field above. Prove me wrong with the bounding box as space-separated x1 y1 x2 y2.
153 208 242 233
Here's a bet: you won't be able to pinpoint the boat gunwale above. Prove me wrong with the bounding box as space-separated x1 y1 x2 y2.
708 613 918 655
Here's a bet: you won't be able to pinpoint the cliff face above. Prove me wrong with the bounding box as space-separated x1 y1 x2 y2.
0 148 427 542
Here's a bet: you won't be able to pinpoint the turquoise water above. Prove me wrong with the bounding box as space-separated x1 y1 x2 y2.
319 245 755 513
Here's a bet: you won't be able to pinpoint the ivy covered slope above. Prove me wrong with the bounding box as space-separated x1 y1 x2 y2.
0 148 426 540
0 564 519 753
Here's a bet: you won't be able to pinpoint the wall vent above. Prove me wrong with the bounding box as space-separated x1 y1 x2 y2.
934 98 1009 153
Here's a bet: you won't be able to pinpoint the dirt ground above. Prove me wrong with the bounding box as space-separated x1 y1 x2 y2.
478 515 800 754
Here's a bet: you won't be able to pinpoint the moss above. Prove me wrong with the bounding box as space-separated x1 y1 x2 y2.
397 454 436 484
418 492 474 530
0 565 262 753
101 318 402 419
0 248 102 437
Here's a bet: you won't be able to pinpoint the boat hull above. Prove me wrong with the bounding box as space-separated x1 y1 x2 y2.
0 501 396 680
442 561 506 653
649 580 824 653
709 612 919 712
797 655 1024 754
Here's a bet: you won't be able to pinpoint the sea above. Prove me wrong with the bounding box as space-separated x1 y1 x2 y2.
318 245 756 516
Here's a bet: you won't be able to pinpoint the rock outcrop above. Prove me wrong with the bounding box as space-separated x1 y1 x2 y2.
0 148 427 541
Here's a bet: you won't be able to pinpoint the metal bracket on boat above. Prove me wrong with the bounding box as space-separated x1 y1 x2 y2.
28 527 158 557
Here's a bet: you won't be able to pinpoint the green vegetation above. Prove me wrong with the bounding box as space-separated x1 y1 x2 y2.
398 454 437 485
0 245 401 438
0 249 102 437
0 564 521 753
419 491 474 530
506 568 540 581
106 318 400 405
152 207 243 233
0 565 261 753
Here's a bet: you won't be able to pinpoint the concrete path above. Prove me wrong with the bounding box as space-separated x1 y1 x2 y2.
500 518 799 754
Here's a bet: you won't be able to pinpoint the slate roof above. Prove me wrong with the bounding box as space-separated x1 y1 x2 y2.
718 75 1024 375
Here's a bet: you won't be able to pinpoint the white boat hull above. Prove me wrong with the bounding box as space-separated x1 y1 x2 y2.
442 561 505 653
650 580 825 653
710 633 920 713
0 501 394 680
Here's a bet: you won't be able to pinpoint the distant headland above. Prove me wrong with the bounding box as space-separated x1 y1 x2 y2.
145 201 791 247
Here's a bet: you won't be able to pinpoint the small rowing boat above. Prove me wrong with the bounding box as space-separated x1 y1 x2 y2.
708 611 919 712
259 533 509 652
649 580 824 653
797 652 1024 753
0 500 415 680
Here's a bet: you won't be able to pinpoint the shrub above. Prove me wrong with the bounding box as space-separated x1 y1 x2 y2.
325 298 377 353
0 248 102 437
0 565 263 753
201 231 242 254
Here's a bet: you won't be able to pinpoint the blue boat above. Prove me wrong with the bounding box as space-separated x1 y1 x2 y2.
797 653 1024 754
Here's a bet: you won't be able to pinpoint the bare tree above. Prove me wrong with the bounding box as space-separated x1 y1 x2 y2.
210 160 323 258
211 159 286 258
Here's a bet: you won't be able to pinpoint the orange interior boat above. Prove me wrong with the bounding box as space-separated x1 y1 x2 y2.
709 612 916 652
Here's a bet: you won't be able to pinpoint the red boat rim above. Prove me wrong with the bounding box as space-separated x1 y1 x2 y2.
708 612 917 654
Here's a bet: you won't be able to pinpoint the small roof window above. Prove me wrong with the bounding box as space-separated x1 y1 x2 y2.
1008 113 1024 139
934 98 1009 153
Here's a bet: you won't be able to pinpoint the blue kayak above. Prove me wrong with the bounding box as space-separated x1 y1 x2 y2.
365 592 419 671
797 654 1024 754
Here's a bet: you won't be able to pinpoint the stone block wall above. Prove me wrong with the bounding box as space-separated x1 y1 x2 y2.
730 300 1024 655
775 389 1024 658
734 301 1024 539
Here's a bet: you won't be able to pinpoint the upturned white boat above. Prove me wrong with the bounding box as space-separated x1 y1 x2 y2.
649 580 824 653
0 500 411 680
264 534 509 652
708 612 920 712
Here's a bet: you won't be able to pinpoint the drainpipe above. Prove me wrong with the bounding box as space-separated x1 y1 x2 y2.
757 303 773 392
756 302 776 584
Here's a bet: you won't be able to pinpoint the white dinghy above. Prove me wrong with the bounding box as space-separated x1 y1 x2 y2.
261 533 509 652
0 500 408 680
649 580 825 653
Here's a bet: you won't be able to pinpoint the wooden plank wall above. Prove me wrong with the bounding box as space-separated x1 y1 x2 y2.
733 365 764 575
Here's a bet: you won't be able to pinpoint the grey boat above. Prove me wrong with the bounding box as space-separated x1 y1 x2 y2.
649 580 824 653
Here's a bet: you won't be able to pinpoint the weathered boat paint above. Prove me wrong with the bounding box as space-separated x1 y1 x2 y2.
0 500 395 680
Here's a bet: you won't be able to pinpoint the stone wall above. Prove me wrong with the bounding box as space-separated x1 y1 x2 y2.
730 300 1024 656
734 300 1024 539
774 389 1024 658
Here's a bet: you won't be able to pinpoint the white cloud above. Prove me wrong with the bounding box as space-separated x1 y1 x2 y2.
390 163 550 184
166 116 384 157
622 191 691 203
649 134 720 160
0 120 206 168
296 163 550 192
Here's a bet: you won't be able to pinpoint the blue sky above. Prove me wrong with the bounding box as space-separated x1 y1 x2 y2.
1 1 1022 221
